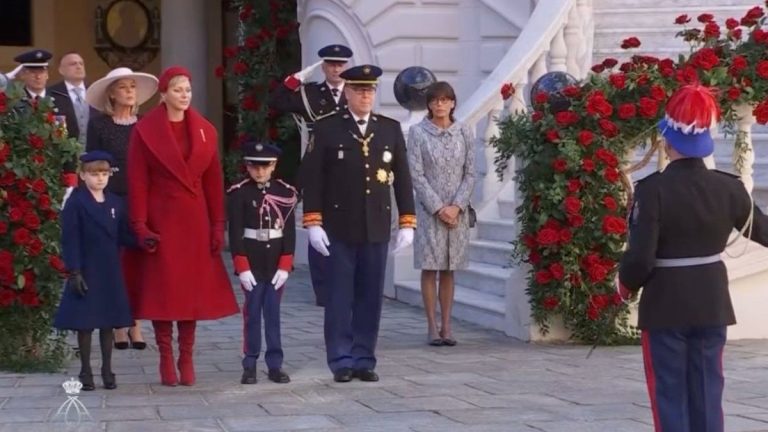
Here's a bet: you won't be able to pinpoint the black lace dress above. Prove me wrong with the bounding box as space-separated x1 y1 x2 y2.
85 113 138 196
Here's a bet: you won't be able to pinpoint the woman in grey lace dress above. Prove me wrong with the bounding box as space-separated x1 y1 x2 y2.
407 81 475 346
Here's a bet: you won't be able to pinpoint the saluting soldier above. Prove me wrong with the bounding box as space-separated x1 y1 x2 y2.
228 142 298 385
301 65 416 383
619 84 768 432
269 43 353 308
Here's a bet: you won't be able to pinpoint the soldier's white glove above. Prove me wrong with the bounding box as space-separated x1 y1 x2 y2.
308 226 331 256
294 60 324 83
61 187 74 209
238 270 257 292
271 269 289 290
392 228 414 254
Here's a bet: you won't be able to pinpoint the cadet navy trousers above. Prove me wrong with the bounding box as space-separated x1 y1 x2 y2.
242 280 283 370
324 237 388 373
642 326 727 432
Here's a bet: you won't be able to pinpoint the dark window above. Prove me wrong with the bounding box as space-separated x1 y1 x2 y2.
0 0 32 46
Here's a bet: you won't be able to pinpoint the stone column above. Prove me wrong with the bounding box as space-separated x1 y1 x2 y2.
161 0 209 115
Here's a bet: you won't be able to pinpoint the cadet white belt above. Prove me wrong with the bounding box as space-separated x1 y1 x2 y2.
243 228 283 241
655 254 721 268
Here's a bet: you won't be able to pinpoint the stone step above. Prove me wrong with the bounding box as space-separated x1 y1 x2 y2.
594 27 689 53
454 261 512 297
595 5 754 30
394 280 505 331
498 197 516 219
476 218 517 243
593 0 756 10
469 238 515 267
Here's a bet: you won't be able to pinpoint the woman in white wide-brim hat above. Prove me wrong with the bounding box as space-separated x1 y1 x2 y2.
84 67 158 351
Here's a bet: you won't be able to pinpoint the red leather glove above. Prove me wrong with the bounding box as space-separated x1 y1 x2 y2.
211 224 225 255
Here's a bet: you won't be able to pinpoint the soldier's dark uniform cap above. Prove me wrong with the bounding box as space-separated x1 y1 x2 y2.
14 49 52 69
243 141 282 164
339 64 382 86
317 44 353 62
80 150 115 165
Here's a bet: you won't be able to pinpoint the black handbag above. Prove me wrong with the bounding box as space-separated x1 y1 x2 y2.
468 204 477 228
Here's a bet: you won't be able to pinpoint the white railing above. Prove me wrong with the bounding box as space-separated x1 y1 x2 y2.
455 0 594 207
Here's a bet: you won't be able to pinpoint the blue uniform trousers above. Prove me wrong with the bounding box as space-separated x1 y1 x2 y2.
324 237 388 372
642 326 727 432
308 244 328 306
242 280 283 370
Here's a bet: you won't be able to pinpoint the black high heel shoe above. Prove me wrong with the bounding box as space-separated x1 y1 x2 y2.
114 331 129 350
101 371 117 390
78 372 95 391
128 331 146 350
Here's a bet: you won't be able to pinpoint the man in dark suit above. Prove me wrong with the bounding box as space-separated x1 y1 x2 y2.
48 52 94 146
619 85 768 432
301 65 416 383
269 44 353 308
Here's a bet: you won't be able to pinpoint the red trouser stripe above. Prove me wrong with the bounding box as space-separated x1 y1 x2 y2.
642 331 663 432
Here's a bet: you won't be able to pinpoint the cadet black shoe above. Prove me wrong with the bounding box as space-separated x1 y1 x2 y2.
354 368 379 382
268 368 290 384
333 368 353 383
240 368 257 385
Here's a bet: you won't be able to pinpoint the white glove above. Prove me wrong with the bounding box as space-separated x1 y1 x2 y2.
392 228 415 254
271 269 289 290
294 60 324 83
238 270 257 291
308 226 331 256
61 187 74 209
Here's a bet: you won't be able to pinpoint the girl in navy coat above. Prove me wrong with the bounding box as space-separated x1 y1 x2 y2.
54 151 142 391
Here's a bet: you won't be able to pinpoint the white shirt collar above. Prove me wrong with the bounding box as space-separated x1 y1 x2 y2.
326 81 344 92
65 81 86 93
27 88 45 98
350 111 370 124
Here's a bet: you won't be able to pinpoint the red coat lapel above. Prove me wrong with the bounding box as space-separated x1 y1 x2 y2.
135 105 194 192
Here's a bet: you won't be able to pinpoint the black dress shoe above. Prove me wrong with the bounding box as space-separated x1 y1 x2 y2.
78 373 95 391
333 368 353 383
113 340 129 350
268 368 290 384
241 368 257 385
101 371 117 390
354 368 379 382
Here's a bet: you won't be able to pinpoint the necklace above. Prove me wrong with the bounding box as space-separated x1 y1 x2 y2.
112 116 138 126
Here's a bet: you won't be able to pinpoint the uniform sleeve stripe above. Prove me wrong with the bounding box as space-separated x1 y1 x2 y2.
303 212 323 227
399 215 417 228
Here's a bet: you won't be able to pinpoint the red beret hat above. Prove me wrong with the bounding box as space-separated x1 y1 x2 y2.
158 66 191 92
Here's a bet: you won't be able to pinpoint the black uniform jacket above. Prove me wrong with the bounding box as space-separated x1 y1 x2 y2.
268 80 347 125
619 158 768 330
301 110 416 244
227 179 298 281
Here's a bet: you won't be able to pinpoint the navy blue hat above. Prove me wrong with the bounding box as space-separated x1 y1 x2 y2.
243 142 282 164
13 49 52 69
317 44 353 63
340 65 382 86
79 150 115 165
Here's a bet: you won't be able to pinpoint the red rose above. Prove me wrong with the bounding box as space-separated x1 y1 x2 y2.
727 87 742 100
531 111 544 122
500 83 515 100
596 148 619 167
602 215 628 235
675 14 691 24
38 194 51 210
603 167 620 183
697 13 714 23
26 237 44 256
757 61 768 79
536 228 560 246
559 229 572 244
562 85 581 98
563 196 581 215
725 18 740 30
591 64 606 74
523 234 537 249
28 134 44 150
544 218 561 231
636 73 650 87
609 73 626 89
0 221 7 235
691 48 719 71
552 158 567 173
0 250 12 269
239 4 253 20
603 196 618 211
617 103 636 120
542 296 559 310
586 91 613 117
703 22 720 38
730 28 743 40
0 289 16 307
23 212 41 230
546 129 560 142
582 158 596 172
602 58 618 68
598 119 619 138
534 92 549 105
659 58 676 77
0 143 9 164
567 179 581 193
587 264 608 283
638 97 659 118
535 270 552 285
528 251 541 264
754 101 768 124
30 179 46 194
649 85 666 101
754 28 768 44
31 153 45 165
620 37 641 49
49 255 67 273
9 207 23 222
745 6 764 20
567 214 584 227
245 35 259 49
12 228 31 245
577 130 594 147
554 111 579 127
19 291 40 307
233 61 248 75
549 263 565 280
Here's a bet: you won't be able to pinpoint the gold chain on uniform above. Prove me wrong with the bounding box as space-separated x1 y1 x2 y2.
349 131 375 157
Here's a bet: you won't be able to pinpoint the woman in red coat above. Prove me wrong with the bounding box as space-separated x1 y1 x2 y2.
124 66 238 386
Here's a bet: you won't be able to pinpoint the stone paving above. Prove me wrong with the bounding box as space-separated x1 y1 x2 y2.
2 265 768 431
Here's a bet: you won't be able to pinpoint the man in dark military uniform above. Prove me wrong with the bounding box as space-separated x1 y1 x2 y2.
301 65 416 383
619 85 768 432
268 44 353 308
228 142 298 385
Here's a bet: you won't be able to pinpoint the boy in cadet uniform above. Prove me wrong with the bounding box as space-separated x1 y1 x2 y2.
54 150 151 391
228 141 298 384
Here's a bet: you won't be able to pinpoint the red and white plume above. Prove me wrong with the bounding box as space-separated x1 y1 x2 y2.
662 85 721 134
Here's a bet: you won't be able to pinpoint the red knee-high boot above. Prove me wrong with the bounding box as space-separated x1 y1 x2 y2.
152 320 178 386
177 320 196 386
